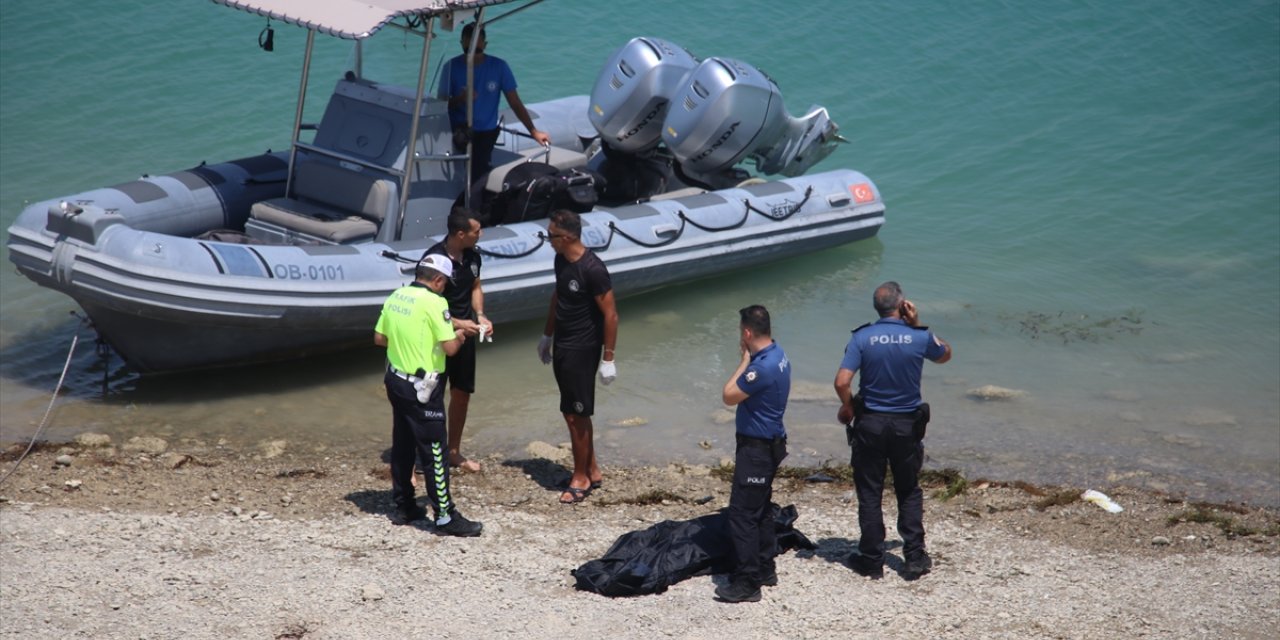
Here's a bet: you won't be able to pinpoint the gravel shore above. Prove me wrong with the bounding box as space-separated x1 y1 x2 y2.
1 436 1278 639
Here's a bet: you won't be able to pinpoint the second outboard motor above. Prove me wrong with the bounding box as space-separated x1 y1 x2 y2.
662 57 841 185
589 37 699 154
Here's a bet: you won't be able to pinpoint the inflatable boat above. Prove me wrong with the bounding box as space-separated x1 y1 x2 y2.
5 0 885 373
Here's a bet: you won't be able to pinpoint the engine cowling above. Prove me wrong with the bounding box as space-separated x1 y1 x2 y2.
662 57 841 181
588 37 698 154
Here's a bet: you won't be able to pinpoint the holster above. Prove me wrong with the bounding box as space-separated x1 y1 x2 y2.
845 394 866 447
913 402 931 440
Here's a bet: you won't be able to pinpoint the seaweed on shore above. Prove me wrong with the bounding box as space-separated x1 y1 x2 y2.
920 468 968 500
715 463 971 501
1166 505 1280 538
597 489 690 506
0 440 56 462
1001 308 1144 344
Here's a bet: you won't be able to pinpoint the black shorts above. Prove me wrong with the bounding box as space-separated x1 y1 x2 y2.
552 346 600 416
442 337 477 394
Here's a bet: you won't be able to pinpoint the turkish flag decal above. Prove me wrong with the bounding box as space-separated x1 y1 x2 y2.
850 183 875 204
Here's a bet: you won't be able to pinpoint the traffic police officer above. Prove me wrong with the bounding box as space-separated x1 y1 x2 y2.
717 304 790 603
374 254 483 537
834 281 951 579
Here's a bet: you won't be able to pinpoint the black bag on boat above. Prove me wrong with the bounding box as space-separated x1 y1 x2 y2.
571 504 814 597
556 168 604 213
491 162 561 225
488 164 606 224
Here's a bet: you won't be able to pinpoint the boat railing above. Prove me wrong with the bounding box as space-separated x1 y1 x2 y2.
293 142 405 178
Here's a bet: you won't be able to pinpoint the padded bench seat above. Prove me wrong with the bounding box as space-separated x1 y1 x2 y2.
250 199 377 243
249 161 397 244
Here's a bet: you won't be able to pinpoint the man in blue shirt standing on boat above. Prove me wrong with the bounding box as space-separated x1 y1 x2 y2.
716 304 790 603
834 281 951 579
439 22 551 184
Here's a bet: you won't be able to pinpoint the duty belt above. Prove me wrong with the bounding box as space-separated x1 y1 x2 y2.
388 366 421 382
736 433 787 445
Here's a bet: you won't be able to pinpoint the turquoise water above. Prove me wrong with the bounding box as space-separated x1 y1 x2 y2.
1 1 1277 504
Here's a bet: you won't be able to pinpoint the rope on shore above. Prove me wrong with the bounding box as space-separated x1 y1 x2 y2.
0 315 85 487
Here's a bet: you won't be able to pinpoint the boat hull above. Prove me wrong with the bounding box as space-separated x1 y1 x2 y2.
8 167 884 373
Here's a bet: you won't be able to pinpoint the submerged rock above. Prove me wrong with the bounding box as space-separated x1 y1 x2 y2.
611 416 649 427
259 440 288 459
1181 410 1237 427
123 437 168 455
710 409 735 425
966 385 1026 401
526 440 570 462
74 433 112 448
1103 390 1141 402
788 380 840 405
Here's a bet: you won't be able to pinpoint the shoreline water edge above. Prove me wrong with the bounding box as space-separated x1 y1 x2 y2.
1 435 1277 638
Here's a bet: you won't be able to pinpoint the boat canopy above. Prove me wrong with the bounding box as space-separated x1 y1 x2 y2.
211 0 525 40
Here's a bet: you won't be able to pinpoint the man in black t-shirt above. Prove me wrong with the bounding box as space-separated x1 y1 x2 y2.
537 210 618 504
425 210 492 473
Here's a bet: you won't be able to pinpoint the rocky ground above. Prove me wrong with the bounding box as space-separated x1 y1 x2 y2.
1 434 1278 639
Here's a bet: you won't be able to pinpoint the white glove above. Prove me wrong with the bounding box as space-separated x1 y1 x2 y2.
598 359 617 385
537 334 553 364
414 372 439 404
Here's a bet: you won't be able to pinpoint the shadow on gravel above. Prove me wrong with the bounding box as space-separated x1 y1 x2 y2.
501 458 572 492
799 537 907 573
344 488 394 518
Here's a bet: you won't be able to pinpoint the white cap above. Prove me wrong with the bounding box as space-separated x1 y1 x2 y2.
417 253 453 279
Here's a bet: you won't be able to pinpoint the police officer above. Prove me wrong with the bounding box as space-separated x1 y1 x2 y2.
833 281 951 579
374 254 483 537
716 305 790 603
425 210 492 473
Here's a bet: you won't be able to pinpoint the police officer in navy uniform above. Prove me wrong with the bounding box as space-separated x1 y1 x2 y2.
374 254 483 537
425 209 492 473
716 304 790 603
834 281 951 579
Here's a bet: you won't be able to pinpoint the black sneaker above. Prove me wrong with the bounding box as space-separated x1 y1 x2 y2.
903 552 933 579
390 504 427 526
847 552 884 580
714 577 762 603
435 511 483 537
760 562 779 587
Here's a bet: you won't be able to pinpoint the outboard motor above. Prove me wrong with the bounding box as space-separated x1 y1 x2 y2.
662 57 841 187
589 37 699 154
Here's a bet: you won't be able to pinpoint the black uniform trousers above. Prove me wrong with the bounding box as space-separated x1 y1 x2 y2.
385 370 454 519
728 433 788 584
848 411 926 565
468 128 501 185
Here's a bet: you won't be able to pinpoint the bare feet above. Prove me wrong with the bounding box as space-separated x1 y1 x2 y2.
449 455 482 473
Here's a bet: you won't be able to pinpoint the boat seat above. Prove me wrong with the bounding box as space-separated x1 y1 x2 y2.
485 146 588 194
249 162 397 244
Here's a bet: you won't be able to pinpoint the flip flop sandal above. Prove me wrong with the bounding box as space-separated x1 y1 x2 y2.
559 486 589 504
